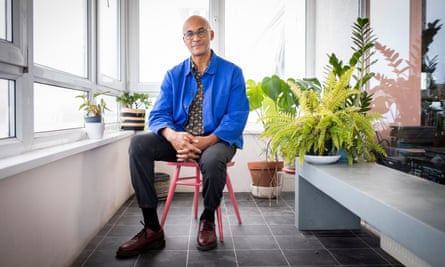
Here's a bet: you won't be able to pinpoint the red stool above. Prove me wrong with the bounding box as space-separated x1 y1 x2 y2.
160 161 242 241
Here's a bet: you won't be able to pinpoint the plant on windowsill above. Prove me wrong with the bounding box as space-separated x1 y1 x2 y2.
76 91 110 139
245 75 299 198
116 91 152 131
260 17 386 166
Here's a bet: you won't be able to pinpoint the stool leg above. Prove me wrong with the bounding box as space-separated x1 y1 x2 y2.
216 206 223 241
193 165 201 219
226 174 242 224
160 165 181 226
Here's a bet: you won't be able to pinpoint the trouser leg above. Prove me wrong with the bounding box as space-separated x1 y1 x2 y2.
199 143 237 211
128 132 177 209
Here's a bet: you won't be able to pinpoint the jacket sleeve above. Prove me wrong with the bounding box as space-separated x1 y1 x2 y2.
148 71 178 136
212 67 249 148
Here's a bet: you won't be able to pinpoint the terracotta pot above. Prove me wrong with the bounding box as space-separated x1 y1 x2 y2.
247 161 284 187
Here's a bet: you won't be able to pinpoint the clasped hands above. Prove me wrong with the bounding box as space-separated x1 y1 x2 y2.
162 128 213 162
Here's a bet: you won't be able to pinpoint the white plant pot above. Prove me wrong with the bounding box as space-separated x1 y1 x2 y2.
251 184 281 199
85 122 105 139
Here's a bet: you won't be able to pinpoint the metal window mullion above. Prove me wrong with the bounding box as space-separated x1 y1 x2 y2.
126 0 139 92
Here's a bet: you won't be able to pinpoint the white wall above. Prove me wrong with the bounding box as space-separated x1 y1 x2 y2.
0 137 133 267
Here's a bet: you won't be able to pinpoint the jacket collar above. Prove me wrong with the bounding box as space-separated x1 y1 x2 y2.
186 50 217 76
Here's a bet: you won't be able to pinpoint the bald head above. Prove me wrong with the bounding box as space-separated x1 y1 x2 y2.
183 15 211 33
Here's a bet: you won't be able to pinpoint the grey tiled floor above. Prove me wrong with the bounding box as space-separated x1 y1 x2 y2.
72 192 404 267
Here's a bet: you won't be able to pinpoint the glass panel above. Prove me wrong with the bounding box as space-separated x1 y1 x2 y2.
225 0 303 81
0 0 11 41
98 0 120 82
34 83 84 132
139 0 208 83
0 79 14 138
33 0 88 77
424 0 445 90
369 0 420 129
101 94 119 123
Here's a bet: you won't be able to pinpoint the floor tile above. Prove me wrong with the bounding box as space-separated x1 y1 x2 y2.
187 250 237 267
233 235 279 250
329 248 390 265
135 250 188 267
282 249 339 266
275 235 324 250
318 236 370 249
71 192 405 267
236 250 288 266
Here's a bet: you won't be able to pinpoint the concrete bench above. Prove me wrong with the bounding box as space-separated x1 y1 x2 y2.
295 162 445 267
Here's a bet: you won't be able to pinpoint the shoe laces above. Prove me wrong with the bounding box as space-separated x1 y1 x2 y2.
202 220 214 231
133 221 148 239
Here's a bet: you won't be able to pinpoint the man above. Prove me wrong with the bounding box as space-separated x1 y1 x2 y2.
116 15 249 257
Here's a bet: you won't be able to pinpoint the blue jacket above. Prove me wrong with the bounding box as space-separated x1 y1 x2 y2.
149 51 249 149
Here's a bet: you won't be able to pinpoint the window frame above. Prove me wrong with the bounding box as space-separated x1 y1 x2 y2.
97 0 126 89
0 0 125 159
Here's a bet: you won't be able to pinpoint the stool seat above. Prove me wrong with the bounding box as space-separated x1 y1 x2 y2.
160 161 241 242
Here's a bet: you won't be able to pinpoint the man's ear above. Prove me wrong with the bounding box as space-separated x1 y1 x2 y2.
209 30 215 41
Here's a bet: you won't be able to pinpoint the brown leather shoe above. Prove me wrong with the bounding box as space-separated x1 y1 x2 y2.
197 219 217 251
116 227 165 258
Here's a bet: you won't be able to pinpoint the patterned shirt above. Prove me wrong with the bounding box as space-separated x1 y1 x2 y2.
184 63 205 135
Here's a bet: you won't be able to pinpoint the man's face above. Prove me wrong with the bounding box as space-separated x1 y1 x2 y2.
182 17 214 57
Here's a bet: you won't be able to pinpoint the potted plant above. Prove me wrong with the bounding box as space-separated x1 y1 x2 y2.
245 75 298 197
76 91 110 139
116 91 151 131
261 17 386 165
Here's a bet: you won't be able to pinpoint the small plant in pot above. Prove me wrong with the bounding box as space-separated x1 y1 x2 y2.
116 91 152 131
246 75 299 198
76 91 110 139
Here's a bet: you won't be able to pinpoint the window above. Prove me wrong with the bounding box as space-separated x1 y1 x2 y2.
34 83 84 132
33 0 88 77
101 94 119 123
0 79 14 139
98 0 121 83
138 0 208 84
225 0 304 81
0 0 12 41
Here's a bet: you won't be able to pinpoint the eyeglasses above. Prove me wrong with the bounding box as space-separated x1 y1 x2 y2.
183 28 209 40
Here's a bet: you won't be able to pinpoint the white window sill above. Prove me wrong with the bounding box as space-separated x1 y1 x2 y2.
0 131 134 180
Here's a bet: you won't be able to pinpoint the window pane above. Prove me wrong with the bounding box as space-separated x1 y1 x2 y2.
139 0 208 83
0 79 14 138
101 94 119 123
33 0 87 77
225 0 303 81
34 83 84 132
98 0 120 82
0 0 12 41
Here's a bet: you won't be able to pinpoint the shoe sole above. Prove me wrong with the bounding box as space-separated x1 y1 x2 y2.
196 242 217 251
115 239 166 258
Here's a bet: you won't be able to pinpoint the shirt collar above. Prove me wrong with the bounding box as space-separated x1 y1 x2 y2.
187 50 216 76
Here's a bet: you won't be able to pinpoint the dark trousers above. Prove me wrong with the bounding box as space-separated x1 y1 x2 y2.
128 132 236 211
